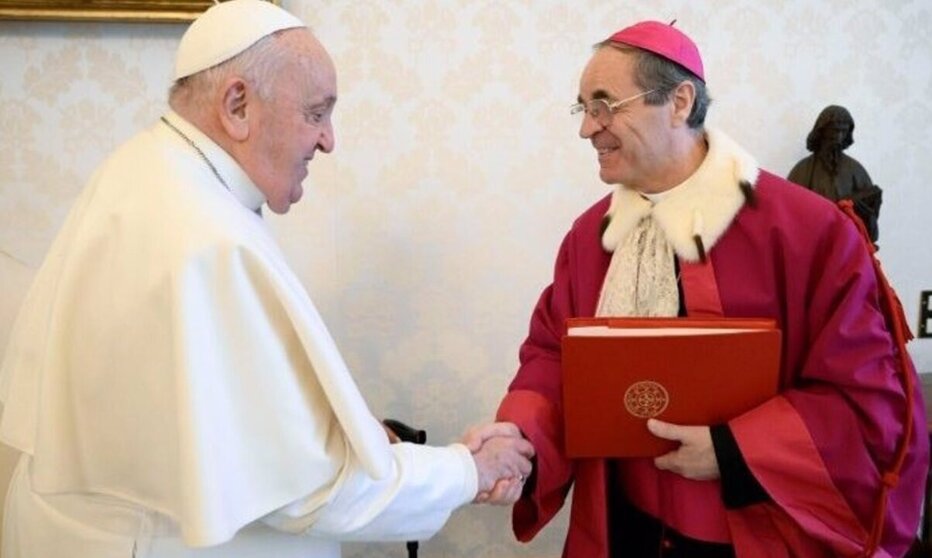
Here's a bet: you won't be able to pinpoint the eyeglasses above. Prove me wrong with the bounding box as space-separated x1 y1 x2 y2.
570 89 658 127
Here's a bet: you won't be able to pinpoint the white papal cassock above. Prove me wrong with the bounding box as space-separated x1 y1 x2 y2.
0 112 477 557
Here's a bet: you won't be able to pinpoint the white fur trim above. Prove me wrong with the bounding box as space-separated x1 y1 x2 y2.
601 128 759 262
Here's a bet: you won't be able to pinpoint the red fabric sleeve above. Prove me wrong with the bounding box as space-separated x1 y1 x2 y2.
731 397 874 556
497 389 572 541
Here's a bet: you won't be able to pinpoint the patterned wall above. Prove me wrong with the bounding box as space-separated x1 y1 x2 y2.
0 1 930 556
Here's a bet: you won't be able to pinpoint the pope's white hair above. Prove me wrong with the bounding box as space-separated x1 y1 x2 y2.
168 29 293 113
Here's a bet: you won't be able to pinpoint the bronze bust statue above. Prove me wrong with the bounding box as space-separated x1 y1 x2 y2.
788 105 882 243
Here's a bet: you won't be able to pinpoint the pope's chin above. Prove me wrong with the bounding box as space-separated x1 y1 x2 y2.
268 202 290 214
290 183 304 205
266 191 299 214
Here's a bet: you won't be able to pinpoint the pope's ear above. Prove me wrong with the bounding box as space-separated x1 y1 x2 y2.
218 77 250 141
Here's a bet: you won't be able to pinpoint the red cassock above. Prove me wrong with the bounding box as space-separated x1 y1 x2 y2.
497 171 928 557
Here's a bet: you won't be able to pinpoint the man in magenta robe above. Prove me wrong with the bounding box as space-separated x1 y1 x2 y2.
468 20 928 557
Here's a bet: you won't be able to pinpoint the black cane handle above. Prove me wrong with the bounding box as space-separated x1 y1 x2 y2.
382 419 427 445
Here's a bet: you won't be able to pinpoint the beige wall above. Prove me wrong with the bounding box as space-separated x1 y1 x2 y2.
1 0 930 555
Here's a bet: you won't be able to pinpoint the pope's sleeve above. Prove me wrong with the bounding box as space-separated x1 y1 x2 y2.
262 442 477 541
496 231 579 542
726 212 928 556
168 236 476 545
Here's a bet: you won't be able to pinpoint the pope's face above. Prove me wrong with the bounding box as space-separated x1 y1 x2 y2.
246 31 336 214
576 48 676 193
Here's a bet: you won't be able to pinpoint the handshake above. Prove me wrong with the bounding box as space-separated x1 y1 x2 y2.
461 422 535 506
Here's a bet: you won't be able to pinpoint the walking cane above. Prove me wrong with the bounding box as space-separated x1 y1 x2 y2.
382 419 427 558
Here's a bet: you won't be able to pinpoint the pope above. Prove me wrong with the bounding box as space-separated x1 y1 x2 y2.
0 1 533 556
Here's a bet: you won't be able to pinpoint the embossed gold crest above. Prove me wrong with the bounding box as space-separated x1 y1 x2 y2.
623 380 669 418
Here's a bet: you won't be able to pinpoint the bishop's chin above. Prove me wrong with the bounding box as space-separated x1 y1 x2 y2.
598 168 619 185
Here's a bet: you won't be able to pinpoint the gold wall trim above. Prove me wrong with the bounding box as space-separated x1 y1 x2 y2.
0 0 279 23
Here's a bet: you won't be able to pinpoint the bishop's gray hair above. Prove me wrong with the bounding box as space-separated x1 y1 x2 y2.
596 41 711 130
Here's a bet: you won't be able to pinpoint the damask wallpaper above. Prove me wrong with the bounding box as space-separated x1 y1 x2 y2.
0 1 930 556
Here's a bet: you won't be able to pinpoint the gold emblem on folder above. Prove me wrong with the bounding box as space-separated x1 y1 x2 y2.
624 381 669 418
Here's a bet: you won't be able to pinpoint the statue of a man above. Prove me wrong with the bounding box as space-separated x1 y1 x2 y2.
788 105 882 243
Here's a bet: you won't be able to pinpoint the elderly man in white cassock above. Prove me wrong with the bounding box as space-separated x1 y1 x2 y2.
0 1 533 556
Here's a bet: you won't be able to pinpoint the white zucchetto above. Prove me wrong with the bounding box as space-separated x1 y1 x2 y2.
174 0 305 80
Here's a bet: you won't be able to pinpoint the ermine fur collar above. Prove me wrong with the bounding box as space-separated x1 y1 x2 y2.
600 128 759 262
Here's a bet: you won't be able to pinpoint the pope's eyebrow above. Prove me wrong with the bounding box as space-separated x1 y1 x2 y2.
302 97 337 119
307 96 336 110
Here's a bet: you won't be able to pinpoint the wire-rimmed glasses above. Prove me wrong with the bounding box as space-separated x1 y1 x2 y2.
570 89 658 127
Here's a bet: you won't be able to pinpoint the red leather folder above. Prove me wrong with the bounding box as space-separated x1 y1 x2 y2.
561 317 781 458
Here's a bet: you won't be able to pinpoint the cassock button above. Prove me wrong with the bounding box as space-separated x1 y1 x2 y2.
661 537 675 551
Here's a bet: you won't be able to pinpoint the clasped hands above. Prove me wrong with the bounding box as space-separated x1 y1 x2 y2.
456 419 718 506
461 422 534 505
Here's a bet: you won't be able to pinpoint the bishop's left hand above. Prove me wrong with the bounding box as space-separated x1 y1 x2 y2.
647 419 720 481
